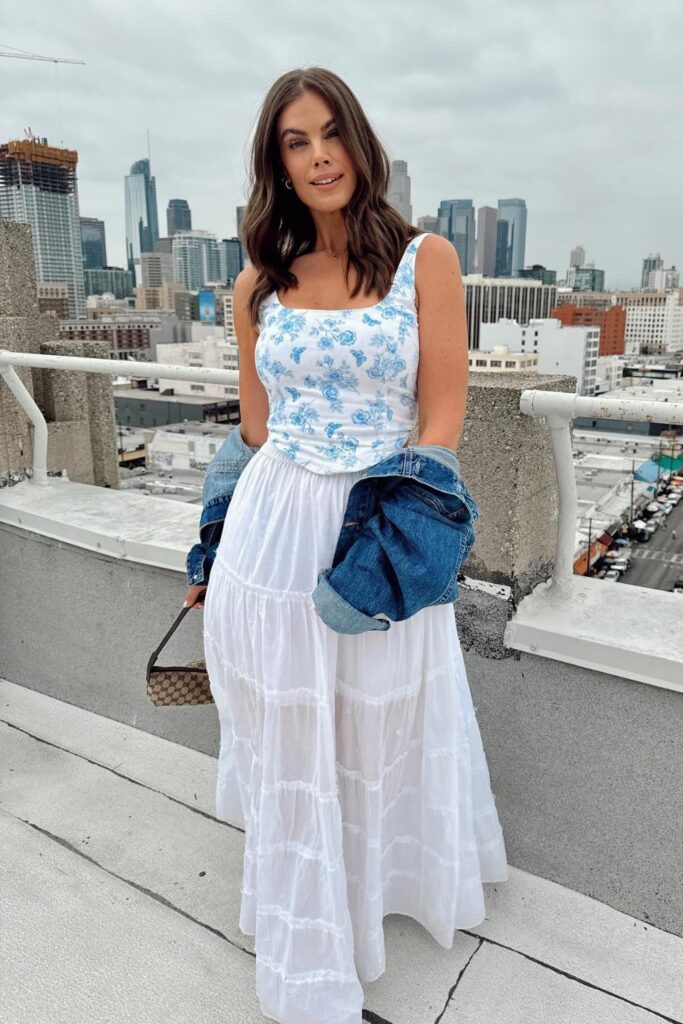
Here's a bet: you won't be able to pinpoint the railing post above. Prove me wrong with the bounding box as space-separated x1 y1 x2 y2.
0 363 49 485
545 413 577 595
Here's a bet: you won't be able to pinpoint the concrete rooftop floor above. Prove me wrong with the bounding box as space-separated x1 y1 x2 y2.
1 677 681 1024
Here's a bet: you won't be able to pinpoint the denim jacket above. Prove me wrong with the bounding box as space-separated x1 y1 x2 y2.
186 424 479 634
186 424 261 589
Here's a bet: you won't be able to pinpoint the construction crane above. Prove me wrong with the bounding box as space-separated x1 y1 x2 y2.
0 44 86 145
0 45 85 65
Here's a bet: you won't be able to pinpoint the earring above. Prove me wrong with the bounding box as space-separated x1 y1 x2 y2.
283 178 293 190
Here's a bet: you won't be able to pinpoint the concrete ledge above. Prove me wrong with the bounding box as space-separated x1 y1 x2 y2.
505 575 683 693
0 477 197 572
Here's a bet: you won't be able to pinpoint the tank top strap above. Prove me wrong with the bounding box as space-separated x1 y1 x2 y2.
385 231 432 307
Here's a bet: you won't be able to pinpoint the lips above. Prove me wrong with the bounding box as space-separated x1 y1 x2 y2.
310 174 343 186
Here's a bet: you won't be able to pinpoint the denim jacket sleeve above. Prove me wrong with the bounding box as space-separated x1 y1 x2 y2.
185 424 261 587
311 468 479 634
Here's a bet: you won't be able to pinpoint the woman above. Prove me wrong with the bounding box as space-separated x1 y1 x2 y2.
185 66 508 1024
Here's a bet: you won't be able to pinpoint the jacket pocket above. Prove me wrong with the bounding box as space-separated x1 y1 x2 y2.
400 480 478 524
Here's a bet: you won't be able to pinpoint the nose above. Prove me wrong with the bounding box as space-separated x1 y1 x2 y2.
311 140 333 164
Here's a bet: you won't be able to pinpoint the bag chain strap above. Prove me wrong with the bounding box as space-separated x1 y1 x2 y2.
146 605 194 680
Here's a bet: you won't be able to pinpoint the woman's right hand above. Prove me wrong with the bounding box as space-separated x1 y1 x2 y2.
184 584 208 609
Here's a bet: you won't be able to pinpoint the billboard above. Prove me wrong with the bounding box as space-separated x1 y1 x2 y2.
198 289 216 325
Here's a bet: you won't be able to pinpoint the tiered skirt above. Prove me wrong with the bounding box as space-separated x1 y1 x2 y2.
202 439 508 1024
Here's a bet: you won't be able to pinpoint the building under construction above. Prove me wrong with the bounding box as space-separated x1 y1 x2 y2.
0 137 86 317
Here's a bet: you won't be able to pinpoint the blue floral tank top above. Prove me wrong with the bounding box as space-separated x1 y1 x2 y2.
255 232 431 473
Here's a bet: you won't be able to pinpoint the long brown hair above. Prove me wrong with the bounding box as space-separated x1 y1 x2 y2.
241 66 422 330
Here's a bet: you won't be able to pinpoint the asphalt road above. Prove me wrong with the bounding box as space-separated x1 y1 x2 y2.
623 494 683 592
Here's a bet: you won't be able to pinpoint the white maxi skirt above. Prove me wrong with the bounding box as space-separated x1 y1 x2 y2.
202 439 508 1024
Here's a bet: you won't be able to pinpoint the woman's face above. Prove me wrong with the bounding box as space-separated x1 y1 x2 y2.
277 90 357 212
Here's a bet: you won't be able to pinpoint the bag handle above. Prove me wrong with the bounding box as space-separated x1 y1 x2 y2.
146 604 194 681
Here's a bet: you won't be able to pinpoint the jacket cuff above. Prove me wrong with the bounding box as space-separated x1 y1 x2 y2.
186 542 210 587
311 569 391 634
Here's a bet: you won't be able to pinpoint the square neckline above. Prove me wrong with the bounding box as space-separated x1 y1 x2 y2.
272 232 429 314
273 292 386 315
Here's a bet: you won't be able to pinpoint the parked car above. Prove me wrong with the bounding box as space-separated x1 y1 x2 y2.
671 577 683 595
610 559 631 572
604 569 622 581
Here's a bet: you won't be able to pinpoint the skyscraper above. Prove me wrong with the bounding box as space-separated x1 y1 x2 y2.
167 199 192 236
475 206 497 276
236 204 248 265
172 230 221 290
124 157 159 284
495 198 527 277
570 245 585 269
437 200 475 274
417 215 438 232
0 136 86 317
641 253 663 289
388 160 412 224
80 217 107 269
218 237 244 286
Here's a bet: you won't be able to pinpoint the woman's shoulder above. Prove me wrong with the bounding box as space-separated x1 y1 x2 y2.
414 232 462 280
413 233 463 312
234 263 261 295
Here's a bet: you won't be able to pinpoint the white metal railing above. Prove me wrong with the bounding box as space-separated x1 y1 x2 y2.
2 350 682 597
0 350 238 486
519 390 683 594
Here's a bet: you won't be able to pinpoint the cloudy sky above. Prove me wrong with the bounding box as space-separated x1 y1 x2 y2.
1 0 680 289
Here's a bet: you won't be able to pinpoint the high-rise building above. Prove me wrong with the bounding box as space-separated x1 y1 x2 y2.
437 200 476 274
475 206 497 276
518 264 557 286
172 230 221 290
495 198 527 277
388 160 412 224
574 267 606 292
570 245 585 269
80 217 107 269
647 266 680 291
236 205 248 265
167 199 192 236
84 266 134 300
417 215 438 232
460 273 557 349
0 136 86 317
641 253 663 289
124 158 159 285
141 251 174 288
218 237 244 286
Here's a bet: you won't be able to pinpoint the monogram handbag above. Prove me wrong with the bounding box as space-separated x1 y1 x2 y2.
146 604 214 706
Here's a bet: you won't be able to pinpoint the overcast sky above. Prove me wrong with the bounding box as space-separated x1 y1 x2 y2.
1 0 680 290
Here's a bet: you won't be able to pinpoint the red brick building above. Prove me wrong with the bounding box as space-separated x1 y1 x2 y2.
550 304 626 356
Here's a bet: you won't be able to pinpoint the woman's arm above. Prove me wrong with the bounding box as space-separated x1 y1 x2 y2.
413 235 470 452
233 265 270 448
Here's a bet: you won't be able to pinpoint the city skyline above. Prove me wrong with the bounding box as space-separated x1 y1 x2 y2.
1 0 680 290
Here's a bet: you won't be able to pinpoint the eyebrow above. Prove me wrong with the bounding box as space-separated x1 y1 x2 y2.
280 117 336 142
